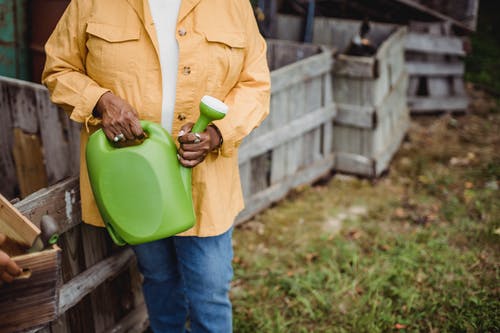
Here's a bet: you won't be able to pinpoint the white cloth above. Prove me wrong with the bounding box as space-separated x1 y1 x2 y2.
148 0 182 133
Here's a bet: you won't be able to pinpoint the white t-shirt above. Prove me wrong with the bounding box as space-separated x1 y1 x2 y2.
148 0 182 133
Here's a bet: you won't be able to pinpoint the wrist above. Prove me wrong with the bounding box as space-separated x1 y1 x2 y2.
93 92 113 118
208 124 223 151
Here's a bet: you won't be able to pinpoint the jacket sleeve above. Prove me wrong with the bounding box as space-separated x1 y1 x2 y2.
212 0 271 158
42 0 108 127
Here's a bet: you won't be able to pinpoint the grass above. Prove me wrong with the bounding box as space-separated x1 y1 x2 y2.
232 3 499 330
232 90 499 332
232 87 499 332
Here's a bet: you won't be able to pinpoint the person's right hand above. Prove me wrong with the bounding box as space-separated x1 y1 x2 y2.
94 92 145 142
0 233 22 285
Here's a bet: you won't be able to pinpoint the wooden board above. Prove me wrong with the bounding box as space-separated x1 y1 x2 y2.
0 245 61 333
0 193 40 249
0 75 81 200
12 128 49 198
405 32 465 56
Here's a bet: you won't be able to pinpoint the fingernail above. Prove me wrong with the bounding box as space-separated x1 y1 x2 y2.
178 130 185 137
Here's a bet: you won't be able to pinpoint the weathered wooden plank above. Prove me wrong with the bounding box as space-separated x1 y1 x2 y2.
333 54 376 78
12 128 49 198
405 32 465 56
14 177 80 233
406 61 465 76
5 80 39 134
334 152 375 177
0 246 61 333
81 225 116 333
0 193 40 252
408 96 469 112
239 161 252 200
36 88 72 185
334 103 375 129
236 155 335 224
239 104 336 164
269 40 319 70
335 72 408 128
374 110 410 175
59 225 95 333
58 248 134 315
250 153 271 195
0 79 19 199
270 46 333 94
107 302 148 333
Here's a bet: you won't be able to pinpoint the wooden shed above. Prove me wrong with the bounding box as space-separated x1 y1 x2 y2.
275 15 409 177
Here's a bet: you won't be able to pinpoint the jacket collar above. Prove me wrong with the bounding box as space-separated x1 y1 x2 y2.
126 0 202 26
125 0 159 59
178 0 202 23
125 0 201 59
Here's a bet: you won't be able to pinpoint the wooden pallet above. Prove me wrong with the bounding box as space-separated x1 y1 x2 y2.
406 21 469 114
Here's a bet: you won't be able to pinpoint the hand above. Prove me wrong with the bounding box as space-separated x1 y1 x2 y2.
95 92 145 142
0 233 22 284
177 123 222 168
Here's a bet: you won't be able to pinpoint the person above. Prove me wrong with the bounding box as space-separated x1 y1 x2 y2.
0 233 22 285
42 1 270 332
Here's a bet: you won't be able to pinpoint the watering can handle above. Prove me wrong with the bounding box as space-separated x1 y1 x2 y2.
179 96 228 208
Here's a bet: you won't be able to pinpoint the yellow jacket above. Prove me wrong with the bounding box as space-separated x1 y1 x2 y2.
42 0 270 236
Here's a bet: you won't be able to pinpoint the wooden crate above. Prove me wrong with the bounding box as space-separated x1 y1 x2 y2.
275 15 409 177
406 21 469 114
0 245 61 333
236 39 336 223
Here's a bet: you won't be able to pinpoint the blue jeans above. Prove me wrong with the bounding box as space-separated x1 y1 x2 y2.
133 227 234 333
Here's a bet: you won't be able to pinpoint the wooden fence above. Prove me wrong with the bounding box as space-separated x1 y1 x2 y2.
236 39 336 222
0 39 337 332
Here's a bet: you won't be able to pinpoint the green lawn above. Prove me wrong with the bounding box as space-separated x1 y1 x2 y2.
232 87 499 332
232 3 499 330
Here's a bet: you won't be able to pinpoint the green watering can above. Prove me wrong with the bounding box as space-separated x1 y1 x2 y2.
86 96 228 245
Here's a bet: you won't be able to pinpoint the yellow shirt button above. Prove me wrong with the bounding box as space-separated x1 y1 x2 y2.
183 66 191 75
178 28 187 36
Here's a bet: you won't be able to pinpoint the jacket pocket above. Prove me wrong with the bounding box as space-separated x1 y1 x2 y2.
86 22 140 42
85 22 141 73
203 31 246 95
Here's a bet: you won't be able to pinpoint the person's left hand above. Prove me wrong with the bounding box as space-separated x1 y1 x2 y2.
177 123 222 168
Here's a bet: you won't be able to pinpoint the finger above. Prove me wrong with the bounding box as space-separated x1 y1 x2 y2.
103 127 117 142
178 155 203 168
1 271 14 283
130 118 145 138
178 132 208 145
180 150 206 161
177 123 194 138
118 120 135 141
5 260 21 276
